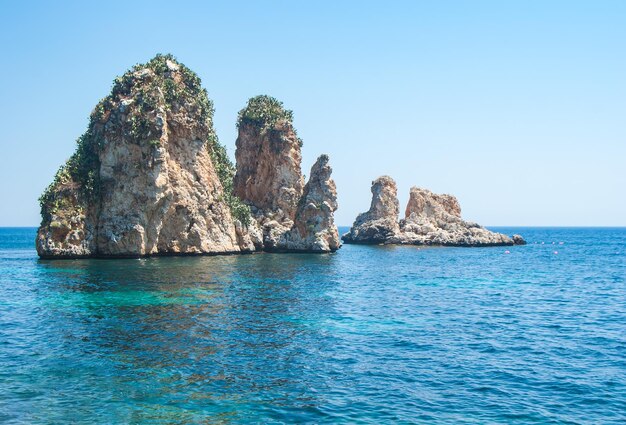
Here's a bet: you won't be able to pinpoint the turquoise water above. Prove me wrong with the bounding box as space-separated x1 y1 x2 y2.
0 227 624 424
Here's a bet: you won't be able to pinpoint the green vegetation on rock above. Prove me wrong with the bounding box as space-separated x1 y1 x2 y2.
38 122 102 222
111 53 211 119
237 95 294 128
110 53 215 142
208 138 251 227
237 95 303 147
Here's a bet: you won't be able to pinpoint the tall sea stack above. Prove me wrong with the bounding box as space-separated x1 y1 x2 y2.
341 176 400 244
233 96 340 252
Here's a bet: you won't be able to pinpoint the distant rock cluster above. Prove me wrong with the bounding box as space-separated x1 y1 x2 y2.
342 176 525 247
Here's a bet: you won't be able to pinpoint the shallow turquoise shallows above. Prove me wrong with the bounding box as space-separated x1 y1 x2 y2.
0 227 624 424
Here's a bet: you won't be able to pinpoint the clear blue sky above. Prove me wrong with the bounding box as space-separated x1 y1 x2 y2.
1 0 624 226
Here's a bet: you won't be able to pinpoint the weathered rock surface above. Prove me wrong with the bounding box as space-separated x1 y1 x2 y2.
343 178 524 247
37 64 340 258
280 155 340 252
233 122 304 222
37 55 250 258
233 96 340 252
233 97 304 249
404 187 461 219
392 187 514 246
341 176 400 244
36 185 96 258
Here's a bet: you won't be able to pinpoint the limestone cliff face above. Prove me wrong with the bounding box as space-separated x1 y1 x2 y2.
343 179 524 247
233 96 340 252
341 176 400 244
233 121 304 220
37 55 250 258
281 155 340 252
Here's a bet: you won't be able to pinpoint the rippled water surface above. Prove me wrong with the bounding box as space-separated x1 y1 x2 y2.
0 227 624 424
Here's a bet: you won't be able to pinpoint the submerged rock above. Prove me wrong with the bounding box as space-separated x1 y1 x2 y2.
341 176 400 244
37 54 252 258
233 96 340 252
343 179 521 247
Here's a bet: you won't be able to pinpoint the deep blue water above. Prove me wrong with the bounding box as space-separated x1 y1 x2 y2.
0 227 624 424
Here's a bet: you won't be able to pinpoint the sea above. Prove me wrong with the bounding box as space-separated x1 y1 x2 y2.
0 227 624 424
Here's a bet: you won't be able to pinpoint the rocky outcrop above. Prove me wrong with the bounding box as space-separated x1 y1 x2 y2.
37 55 251 258
281 155 340 252
404 187 461 219
341 176 400 244
36 183 96 258
392 186 515 246
233 119 303 221
37 61 340 258
343 178 525 247
233 96 340 252
233 96 304 250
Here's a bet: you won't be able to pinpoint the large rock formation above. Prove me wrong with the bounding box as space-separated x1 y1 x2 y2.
341 176 400 244
37 59 340 258
233 96 304 249
343 177 525 247
37 55 253 258
233 95 340 252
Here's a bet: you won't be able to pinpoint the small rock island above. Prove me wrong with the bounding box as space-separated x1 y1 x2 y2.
342 176 525 247
37 54 339 258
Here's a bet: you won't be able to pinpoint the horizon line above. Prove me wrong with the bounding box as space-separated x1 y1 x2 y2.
2 225 626 229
